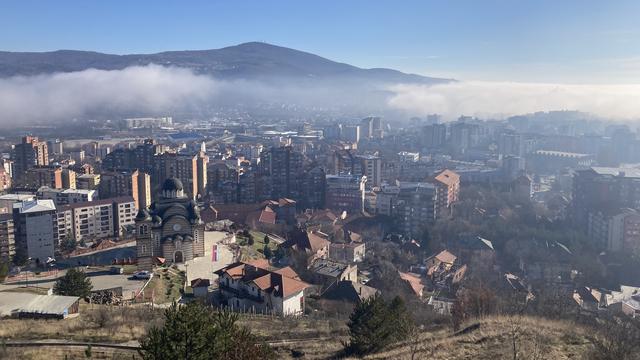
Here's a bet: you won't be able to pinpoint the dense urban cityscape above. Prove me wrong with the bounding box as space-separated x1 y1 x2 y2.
2 1 640 359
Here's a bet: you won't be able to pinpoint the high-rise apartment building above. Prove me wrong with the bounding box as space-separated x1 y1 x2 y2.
13 136 49 183
153 152 199 200
325 174 367 213
0 214 15 264
357 155 382 189
99 170 151 210
13 199 56 264
259 146 304 200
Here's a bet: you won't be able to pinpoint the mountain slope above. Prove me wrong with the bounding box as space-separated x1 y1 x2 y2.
0 42 450 84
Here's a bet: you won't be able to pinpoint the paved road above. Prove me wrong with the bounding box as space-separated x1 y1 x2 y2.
180 231 235 285
0 268 147 300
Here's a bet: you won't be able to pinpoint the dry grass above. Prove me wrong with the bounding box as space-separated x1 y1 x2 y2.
0 303 161 343
0 346 138 360
362 315 592 360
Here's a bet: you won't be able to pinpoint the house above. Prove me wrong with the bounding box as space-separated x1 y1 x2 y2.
329 241 366 263
214 261 310 316
322 280 378 303
191 278 210 298
399 271 425 299
573 286 601 313
428 289 456 315
309 258 358 290
425 250 457 271
281 230 330 262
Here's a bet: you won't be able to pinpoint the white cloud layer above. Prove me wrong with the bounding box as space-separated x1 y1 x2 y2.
0 65 218 124
1 65 640 125
387 81 640 120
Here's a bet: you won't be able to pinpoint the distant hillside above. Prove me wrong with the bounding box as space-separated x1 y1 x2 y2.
0 42 451 85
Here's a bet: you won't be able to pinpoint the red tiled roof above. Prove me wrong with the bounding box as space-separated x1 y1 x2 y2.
399 271 424 297
191 278 210 288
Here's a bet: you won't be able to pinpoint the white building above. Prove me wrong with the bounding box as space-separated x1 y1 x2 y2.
56 197 136 243
215 261 310 316
37 187 96 206
12 200 57 264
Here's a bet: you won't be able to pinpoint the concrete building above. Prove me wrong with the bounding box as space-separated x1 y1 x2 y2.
396 182 437 236
12 136 49 183
433 169 460 219
572 167 640 234
0 214 15 263
422 124 447 149
99 170 151 210
398 151 420 163
259 146 304 201
61 168 76 189
24 166 62 190
76 174 101 190
135 178 205 270
0 167 11 191
37 187 96 206
325 174 366 213
342 125 361 144
0 194 36 214
152 152 199 200
56 197 135 243
13 199 57 264
357 155 382 188
588 208 640 253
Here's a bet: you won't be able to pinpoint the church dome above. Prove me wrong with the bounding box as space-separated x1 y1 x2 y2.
162 177 184 192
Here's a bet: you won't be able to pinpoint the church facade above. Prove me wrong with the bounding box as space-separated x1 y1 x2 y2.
136 178 205 270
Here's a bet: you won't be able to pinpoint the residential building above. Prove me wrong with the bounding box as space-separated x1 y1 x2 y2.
99 170 151 210
0 167 11 191
432 169 460 219
37 187 96 206
0 194 36 214
258 146 304 201
12 136 49 183
215 261 310 316
153 152 199 199
572 167 640 234
13 199 57 264
56 196 136 243
357 155 382 188
329 242 365 263
325 174 366 213
588 208 640 253
422 124 447 149
76 174 101 190
396 182 437 236
61 168 76 189
0 214 15 263
309 258 358 290
24 166 62 190
342 125 360 144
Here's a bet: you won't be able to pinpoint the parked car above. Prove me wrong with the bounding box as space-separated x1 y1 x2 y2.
131 271 153 280
109 266 123 274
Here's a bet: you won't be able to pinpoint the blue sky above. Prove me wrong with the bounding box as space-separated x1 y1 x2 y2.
2 0 640 83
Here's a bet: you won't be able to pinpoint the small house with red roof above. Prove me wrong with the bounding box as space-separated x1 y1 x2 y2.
214 261 310 316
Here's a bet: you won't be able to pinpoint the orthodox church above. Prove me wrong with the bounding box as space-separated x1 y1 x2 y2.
136 177 205 270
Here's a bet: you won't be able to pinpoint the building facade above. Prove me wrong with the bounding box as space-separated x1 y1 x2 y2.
135 178 205 270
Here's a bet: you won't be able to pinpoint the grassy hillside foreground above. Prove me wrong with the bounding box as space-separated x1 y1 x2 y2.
0 305 596 359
